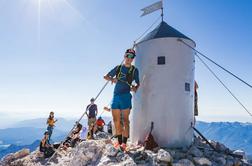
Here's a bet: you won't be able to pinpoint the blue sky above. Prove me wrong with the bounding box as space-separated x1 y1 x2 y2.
0 0 252 128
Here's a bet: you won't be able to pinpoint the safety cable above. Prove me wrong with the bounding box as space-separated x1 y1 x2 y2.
178 39 252 117
133 16 162 47
195 53 252 117
178 39 252 89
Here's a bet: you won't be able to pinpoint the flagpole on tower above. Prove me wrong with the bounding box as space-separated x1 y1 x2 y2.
161 0 164 21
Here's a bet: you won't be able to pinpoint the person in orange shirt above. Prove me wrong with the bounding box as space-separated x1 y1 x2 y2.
46 111 57 143
96 116 105 132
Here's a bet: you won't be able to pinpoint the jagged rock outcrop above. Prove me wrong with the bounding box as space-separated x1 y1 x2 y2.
1 133 251 166
1 148 30 166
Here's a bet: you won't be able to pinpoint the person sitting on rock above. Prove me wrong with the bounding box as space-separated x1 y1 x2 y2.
39 131 59 158
64 123 82 148
96 116 105 133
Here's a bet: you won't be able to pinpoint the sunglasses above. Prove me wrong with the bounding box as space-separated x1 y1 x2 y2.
125 53 135 59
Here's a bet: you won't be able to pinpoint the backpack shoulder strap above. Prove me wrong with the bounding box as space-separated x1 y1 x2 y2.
130 65 136 75
127 65 136 85
116 65 122 78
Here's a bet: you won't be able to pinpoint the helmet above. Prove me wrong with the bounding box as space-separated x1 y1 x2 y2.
90 98 95 102
44 131 49 135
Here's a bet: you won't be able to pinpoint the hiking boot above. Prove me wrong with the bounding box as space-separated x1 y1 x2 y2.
87 134 94 140
120 143 127 152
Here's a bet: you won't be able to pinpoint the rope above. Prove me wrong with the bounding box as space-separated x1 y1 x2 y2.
133 16 162 48
195 52 252 117
178 39 252 118
178 39 252 89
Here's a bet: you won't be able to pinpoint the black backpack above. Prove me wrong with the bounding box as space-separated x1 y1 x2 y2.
115 65 136 85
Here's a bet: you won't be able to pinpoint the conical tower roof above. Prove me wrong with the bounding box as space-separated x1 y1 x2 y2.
138 21 195 44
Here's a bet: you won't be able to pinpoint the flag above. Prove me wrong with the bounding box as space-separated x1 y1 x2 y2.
141 1 163 17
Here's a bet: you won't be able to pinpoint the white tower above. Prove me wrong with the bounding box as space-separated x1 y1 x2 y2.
131 21 196 148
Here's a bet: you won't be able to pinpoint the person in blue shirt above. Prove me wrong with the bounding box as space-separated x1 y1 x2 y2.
104 48 140 151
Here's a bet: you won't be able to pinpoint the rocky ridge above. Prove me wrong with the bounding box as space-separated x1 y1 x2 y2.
1 132 251 166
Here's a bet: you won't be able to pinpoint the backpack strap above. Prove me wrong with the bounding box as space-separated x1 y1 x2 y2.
126 65 136 85
116 65 136 86
115 65 122 79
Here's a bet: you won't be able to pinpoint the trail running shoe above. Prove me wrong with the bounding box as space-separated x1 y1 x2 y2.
120 143 127 152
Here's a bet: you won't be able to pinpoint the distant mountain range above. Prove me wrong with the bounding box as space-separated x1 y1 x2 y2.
0 118 251 160
0 127 66 145
10 117 112 133
0 117 112 159
11 118 77 132
196 121 252 155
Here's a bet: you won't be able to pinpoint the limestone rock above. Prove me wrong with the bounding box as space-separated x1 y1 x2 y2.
173 159 195 166
188 146 203 157
157 149 173 163
214 156 226 165
193 157 212 166
1 148 30 165
1 133 251 166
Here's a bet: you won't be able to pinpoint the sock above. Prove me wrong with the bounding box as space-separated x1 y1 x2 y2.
91 130 93 137
117 135 122 144
122 136 128 144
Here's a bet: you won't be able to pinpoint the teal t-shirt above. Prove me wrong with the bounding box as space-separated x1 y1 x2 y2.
107 65 139 95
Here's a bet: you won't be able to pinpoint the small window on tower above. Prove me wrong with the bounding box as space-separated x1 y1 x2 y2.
185 83 190 92
157 56 165 65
